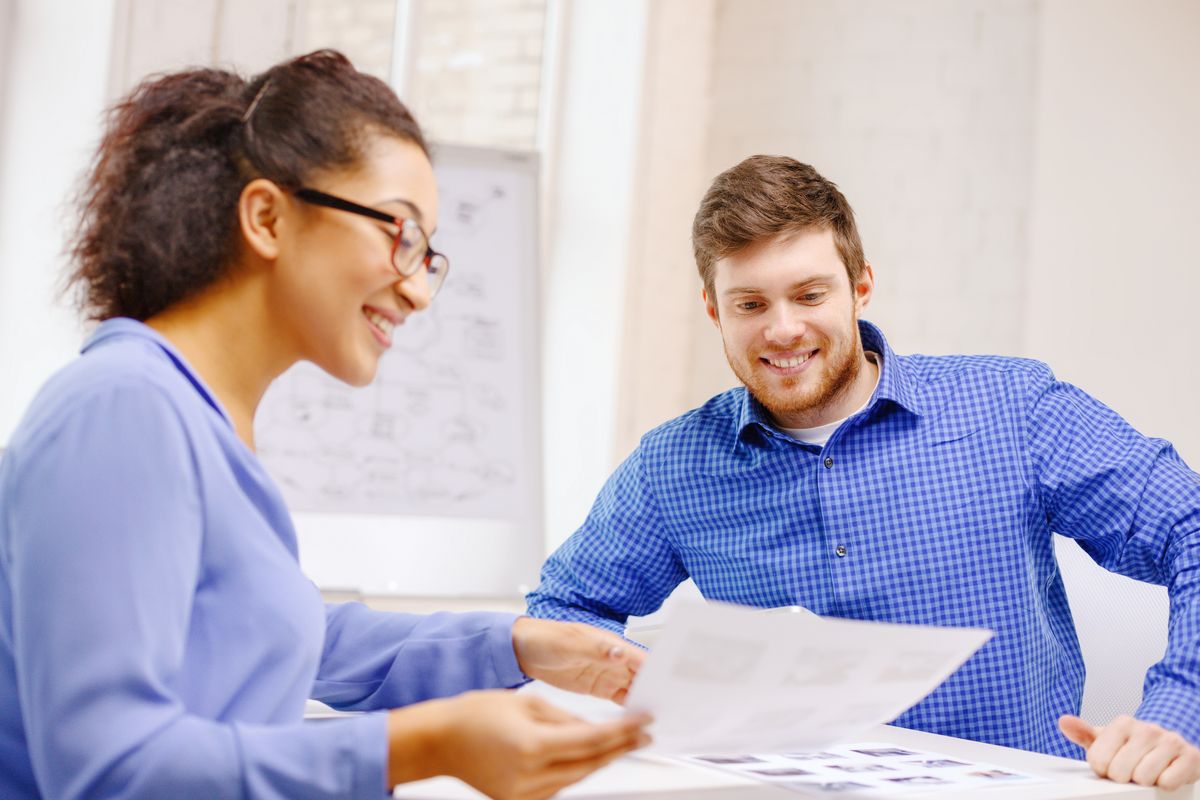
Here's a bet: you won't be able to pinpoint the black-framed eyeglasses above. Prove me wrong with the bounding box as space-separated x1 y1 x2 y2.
294 187 449 298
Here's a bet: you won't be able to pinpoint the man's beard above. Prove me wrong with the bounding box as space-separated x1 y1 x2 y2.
726 322 863 427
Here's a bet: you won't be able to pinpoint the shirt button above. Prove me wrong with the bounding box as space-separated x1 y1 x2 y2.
824 457 834 469
835 544 847 557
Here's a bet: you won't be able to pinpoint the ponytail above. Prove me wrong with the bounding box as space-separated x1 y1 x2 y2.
68 50 427 321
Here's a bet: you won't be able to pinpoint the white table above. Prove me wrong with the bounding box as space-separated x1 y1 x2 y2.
393 723 1195 799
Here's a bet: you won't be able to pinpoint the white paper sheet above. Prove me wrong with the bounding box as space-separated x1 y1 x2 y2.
625 601 991 754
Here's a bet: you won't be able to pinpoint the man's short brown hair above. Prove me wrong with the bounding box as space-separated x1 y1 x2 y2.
692 156 866 298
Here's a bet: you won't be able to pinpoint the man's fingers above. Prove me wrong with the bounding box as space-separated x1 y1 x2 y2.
1059 715 1200 790
590 666 639 702
1130 744 1180 787
590 627 646 670
609 642 646 670
1105 729 1157 783
1080 716 1141 780
1058 714 1098 749
1157 749 1200 791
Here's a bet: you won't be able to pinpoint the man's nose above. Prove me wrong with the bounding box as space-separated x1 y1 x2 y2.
763 304 807 345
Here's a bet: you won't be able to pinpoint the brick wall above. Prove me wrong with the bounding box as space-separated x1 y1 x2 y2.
404 0 548 149
298 0 549 149
299 0 396 80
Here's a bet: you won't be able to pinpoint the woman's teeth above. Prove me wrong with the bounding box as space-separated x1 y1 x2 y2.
364 308 394 335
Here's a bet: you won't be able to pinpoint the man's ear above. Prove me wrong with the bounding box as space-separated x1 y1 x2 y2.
854 261 875 314
237 178 288 262
703 287 721 329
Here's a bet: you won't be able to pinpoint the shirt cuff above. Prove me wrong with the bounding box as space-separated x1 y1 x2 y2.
487 612 532 688
1136 684 1200 747
346 711 390 798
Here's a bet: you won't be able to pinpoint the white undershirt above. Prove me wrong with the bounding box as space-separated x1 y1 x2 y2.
777 351 880 447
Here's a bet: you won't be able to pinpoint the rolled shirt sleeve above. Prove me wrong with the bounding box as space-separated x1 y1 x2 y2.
1024 365 1200 744
526 447 688 634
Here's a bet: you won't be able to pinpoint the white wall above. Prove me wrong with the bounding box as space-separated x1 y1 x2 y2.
541 0 648 549
1025 0 1200 464
0 1 12 172
683 0 1041 407
614 0 717 458
3 0 1197 576
108 0 299 99
0 1 308 448
606 0 1198 470
0 1 116 444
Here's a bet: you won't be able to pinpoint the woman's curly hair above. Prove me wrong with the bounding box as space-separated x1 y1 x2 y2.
68 50 427 321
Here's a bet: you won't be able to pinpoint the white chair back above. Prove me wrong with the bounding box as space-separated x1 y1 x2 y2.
1054 535 1169 725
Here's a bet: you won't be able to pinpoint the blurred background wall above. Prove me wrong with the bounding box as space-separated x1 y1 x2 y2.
0 0 1196 560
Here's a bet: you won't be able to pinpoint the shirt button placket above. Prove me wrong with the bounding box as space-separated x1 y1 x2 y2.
822 454 846 559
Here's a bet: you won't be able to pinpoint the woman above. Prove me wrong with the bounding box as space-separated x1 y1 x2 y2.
0 50 648 799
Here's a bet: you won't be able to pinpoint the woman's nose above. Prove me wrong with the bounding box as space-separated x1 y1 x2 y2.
396 267 431 312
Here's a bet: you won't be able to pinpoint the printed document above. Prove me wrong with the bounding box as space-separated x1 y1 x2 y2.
625 600 991 753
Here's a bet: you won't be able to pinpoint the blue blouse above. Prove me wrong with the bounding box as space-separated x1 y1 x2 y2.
0 318 527 799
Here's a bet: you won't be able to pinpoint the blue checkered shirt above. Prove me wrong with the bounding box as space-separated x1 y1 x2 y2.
527 320 1200 758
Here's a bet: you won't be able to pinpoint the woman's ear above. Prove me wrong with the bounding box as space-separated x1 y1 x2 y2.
237 179 288 262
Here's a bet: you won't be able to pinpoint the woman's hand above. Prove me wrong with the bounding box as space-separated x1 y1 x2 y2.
511 617 645 704
388 690 651 800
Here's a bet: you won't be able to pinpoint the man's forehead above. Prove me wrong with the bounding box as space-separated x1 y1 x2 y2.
722 226 837 262
714 230 846 292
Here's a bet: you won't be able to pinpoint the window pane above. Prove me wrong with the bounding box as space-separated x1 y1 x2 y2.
405 0 548 150
299 0 398 81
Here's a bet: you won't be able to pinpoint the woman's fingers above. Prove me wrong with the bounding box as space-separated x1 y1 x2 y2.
532 712 652 764
521 734 647 800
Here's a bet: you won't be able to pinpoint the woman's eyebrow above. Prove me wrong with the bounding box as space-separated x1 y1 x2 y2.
379 197 436 234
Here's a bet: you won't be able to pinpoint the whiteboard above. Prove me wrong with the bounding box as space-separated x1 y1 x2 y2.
255 145 543 597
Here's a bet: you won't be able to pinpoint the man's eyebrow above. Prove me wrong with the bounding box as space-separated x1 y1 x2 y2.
380 197 436 235
722 275 838 297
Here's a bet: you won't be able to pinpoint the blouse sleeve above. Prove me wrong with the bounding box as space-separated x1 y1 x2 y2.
315 602 528 710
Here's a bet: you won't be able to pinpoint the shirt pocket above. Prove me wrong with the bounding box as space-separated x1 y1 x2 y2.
914 417 1023 531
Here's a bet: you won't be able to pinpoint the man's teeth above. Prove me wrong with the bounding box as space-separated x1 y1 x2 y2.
364 309 394 335
767 352 813 368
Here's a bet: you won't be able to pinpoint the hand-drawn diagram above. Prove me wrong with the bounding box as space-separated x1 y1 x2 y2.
254 150 538 520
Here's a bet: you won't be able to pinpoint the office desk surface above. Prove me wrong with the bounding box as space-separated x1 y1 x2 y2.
393 723 1195 800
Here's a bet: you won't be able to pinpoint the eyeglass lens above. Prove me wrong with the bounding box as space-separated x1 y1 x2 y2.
392 220 448 296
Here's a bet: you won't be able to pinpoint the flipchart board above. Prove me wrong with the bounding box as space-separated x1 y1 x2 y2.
254 145 543 596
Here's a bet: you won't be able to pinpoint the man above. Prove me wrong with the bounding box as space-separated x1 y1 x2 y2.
526 156 1200 789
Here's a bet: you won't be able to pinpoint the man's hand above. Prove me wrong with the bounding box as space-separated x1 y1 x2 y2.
1060 714 1200 790
512 617 645 704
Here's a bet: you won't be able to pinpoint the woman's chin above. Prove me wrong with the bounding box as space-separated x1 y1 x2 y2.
322 354 378 388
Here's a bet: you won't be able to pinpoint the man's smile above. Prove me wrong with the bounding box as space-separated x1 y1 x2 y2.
761 348 818 376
